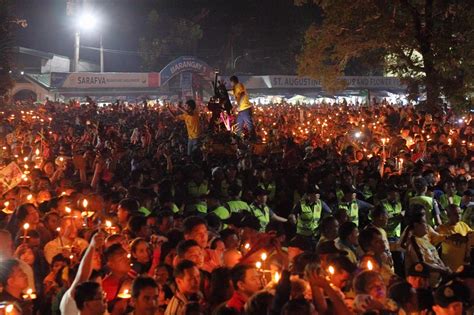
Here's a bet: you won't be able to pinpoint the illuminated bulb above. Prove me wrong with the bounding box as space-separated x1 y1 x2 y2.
261 252 267 261
367 260 373 271
255 261 262 269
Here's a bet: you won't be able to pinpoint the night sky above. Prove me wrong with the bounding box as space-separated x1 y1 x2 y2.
12 0 319 73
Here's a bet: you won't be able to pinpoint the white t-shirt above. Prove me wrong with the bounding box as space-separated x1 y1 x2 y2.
59 288 79 315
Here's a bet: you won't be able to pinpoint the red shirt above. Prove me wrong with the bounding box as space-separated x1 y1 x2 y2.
226 291 248 313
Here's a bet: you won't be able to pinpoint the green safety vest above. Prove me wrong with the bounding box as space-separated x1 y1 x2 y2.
171 203 180 214
339 200 359 226
296 200 322 236
409 195 434 226
381 199 402 238
194 201 208 214
250 203 270 232
439 194 461 210
188 181 209 198
212 206 230 220
462 206 474 229
336 189 344 202
258 182 276 200
226 200 251 213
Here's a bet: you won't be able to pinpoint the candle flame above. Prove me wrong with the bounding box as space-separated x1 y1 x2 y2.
26 194 32 201
367 260 373 271
274 272 280 283
23 223 30 230
255 261 262 269
244 243 250 250
328 265 335 275
5 304 13 313
4 201 9 207
35 149 40 156
82 199 88 208
65 207 71 214
26 288 33 295
106 220 112 228
261 252 267 261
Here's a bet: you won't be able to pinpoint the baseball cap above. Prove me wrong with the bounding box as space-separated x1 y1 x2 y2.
434 280 470 307
407 262 430 278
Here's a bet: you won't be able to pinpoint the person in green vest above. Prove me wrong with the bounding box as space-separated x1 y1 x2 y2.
438 179 462 216
249 187 287 232
257 167 277 203
461 189 474 228
336 185 374 228
409 177 442 227
379 185 404 239
187 168 209 199
225 184 251 214
289 185 332 238
205 191 230 220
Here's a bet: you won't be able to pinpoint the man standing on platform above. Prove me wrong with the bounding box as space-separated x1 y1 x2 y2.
230 76 255 139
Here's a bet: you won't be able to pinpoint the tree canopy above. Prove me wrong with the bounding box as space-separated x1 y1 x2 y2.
0 0 14 98
296 0 474 111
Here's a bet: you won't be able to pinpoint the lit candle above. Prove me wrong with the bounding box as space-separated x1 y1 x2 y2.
105 220 113 234
261 252 267 261
367 260 373 271
5 304 14 313
328 265 335 275
244 243 250 250
117 289 131 299
23 223 30 243
255 261 262 269
273 272 280 283
35 149 40 156
26 194 33 201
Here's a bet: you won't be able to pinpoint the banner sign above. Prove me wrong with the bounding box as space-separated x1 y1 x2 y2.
0 162 24 194
221 75 405 90
160 56 214 86
50 72 160 89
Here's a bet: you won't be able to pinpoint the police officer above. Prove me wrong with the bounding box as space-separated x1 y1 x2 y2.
379 185 404 240
336 185 373 227
249 187 287 232
289 185 331 238
409 178 442 226
225 184 251 214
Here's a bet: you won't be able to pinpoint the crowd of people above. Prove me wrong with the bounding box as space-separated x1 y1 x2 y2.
0 93 473 315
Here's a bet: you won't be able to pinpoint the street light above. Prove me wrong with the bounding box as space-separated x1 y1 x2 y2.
73 12 104 73
233 53 248 71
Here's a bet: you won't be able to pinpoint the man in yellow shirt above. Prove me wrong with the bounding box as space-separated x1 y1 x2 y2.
229 76 255 139
437 204 473 271
168 100 200 156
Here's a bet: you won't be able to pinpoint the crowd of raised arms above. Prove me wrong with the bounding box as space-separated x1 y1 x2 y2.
0 95 473 315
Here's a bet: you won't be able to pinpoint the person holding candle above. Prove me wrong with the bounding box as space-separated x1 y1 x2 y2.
43 217 88 264
227 264 262 313
0 259 33 315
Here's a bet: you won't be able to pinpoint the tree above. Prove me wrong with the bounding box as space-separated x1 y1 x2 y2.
0 0 14 99
296 0 474 112
139 10 203 71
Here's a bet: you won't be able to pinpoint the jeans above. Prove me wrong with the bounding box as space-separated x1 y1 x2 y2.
236 108 255 137
187 138 199 156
